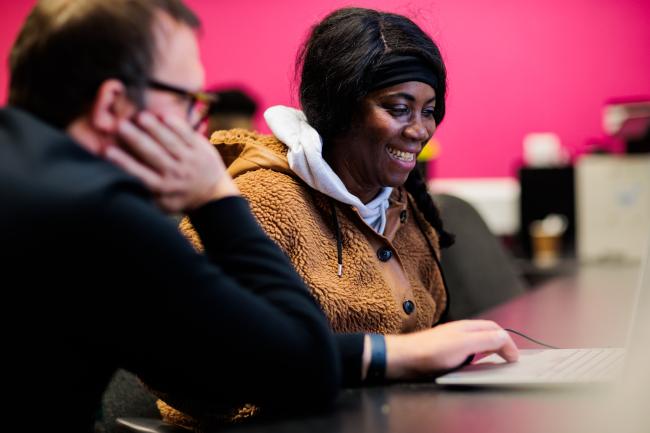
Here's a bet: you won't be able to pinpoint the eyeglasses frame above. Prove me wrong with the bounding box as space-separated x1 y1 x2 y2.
146 79 217 130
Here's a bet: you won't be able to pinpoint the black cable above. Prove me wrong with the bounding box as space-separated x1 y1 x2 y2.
504 328 560 349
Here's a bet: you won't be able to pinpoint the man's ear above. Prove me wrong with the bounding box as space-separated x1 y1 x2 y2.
89 79 137 134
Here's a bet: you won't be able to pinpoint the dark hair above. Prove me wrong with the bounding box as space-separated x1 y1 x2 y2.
297 7 454 247
8 0 200 128
207 89 258 116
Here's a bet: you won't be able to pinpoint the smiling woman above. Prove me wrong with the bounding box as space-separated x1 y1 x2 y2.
179 6 456 350
189 7 455 332
185 6 455 337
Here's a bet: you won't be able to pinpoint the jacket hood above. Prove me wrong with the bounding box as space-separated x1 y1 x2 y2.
209 128 294 179
212 106 392 235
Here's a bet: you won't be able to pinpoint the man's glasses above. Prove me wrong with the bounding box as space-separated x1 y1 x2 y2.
146 79 217 130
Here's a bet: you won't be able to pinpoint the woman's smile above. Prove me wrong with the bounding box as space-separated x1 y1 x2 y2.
386 146 417 163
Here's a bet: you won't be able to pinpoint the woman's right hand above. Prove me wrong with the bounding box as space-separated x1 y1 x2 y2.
382 320 519 380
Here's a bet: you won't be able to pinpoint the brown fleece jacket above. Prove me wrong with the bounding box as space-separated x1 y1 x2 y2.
181 128 447 334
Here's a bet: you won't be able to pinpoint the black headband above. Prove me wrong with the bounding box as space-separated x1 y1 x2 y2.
368 54 437 92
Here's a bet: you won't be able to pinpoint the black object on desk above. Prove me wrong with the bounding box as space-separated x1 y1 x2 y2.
518 166 575 259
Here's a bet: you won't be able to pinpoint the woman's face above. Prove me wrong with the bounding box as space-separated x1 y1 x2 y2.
335 81 437 195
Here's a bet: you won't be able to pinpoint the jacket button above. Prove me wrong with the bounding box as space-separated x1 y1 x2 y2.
403 300 415 315
377 247 393 262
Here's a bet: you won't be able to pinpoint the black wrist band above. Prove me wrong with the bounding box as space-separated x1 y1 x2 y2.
366 333 387 383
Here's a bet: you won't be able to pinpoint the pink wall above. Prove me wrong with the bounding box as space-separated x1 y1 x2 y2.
2 0 649 178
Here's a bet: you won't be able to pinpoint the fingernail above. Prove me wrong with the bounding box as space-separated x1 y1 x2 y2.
497 329 508 342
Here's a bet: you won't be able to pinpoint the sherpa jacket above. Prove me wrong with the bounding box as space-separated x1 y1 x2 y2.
182 129 448 334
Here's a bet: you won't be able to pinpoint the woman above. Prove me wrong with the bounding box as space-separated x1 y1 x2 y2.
165 7 517 426
193 7 451 334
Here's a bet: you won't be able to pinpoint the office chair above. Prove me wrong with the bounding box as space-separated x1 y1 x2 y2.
433 193 527 320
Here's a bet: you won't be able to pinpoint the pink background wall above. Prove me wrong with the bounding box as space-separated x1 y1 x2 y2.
2 0 649 178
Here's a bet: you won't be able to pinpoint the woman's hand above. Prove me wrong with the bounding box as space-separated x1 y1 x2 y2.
379 320 519 380
106 111 239 213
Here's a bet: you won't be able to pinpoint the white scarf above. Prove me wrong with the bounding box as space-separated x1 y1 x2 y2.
264 105 393 235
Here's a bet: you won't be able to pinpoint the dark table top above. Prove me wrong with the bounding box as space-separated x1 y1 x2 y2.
217 263 643 433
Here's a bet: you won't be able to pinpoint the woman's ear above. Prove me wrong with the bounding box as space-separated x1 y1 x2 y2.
90 79 137 134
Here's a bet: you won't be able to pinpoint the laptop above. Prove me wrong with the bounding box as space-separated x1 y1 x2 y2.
435 234 650 387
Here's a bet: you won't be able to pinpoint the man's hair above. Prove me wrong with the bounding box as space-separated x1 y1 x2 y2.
8 0 200 128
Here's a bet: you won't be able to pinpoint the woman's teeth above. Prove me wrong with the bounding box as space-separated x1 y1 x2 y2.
387 147 415 162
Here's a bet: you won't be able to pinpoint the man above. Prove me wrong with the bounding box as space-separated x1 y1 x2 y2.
1 1 518 431
1 1 344 432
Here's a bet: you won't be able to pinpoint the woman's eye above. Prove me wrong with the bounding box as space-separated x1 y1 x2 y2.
388 106 410 116
423 107 435 118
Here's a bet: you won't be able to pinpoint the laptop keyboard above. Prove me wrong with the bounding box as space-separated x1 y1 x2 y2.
537 348 625 382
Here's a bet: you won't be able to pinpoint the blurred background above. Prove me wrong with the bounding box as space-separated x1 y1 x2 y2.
2 0 649 284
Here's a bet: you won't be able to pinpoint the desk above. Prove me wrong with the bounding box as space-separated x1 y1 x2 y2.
218 264 641 433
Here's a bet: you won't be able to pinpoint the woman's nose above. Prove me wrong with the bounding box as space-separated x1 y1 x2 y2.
404 117 432 142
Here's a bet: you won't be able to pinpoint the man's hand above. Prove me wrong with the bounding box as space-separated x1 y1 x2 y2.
105 111 239 213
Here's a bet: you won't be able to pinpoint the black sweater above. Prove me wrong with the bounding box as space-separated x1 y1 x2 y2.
0 108 363 433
